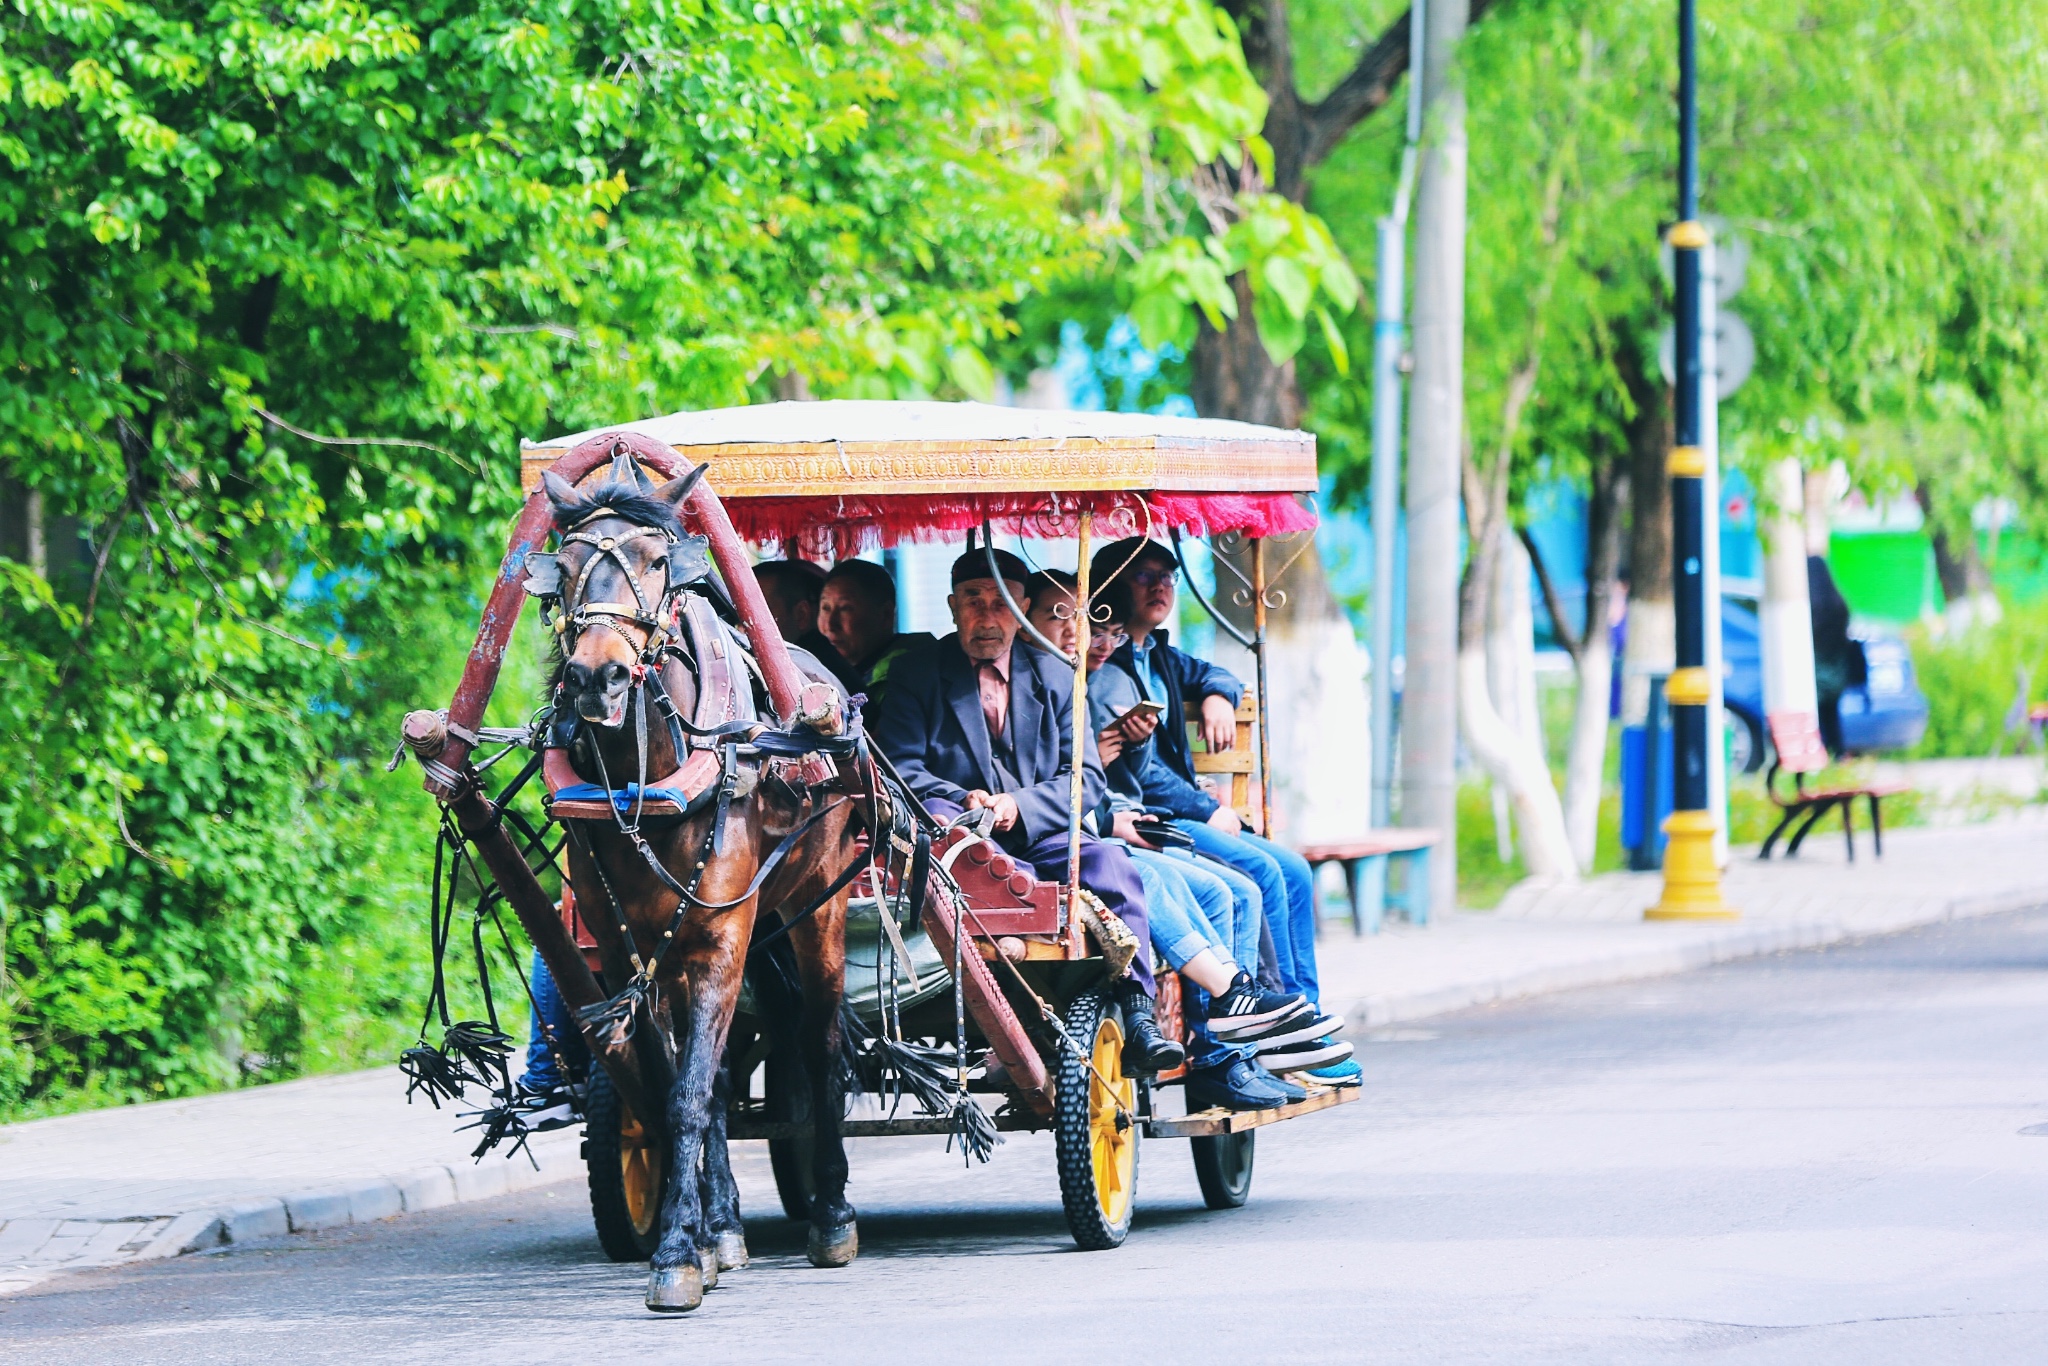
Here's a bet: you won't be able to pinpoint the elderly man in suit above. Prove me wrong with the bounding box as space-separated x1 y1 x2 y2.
868 546 1184 1074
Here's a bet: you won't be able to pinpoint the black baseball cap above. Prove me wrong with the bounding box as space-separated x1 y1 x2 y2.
952 547 1031 587
1089 536 1177 588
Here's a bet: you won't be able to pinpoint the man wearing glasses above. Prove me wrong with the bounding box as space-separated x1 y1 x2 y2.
1089 538 1358 1087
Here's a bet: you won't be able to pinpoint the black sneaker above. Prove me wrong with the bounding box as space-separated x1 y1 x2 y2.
1251 1061 1308 1103
1185 1058 1291 1112
514 1080 583 1131
1247 1012 1345 1051
1261 1038 1356 1075
1208 971 1310 1041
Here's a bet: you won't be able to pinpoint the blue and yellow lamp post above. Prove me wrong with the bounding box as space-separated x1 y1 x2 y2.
1648 0 1738 921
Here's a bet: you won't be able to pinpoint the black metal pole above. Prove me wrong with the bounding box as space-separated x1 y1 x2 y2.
1650 0 1735 919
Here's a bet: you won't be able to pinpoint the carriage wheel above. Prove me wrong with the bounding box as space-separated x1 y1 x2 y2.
1054 989 1139 1250
1190 1130 1256 1209
764 1048 816 1222
584 1067 668 1261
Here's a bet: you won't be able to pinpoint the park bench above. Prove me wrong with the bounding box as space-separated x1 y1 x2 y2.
1184 697 1438 934
1759 711 1908 861
1298 830 1441 935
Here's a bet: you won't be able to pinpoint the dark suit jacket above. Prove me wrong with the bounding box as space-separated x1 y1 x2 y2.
868 634 1106 847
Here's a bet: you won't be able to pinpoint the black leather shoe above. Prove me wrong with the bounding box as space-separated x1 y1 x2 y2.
1186 1058 1289 1111
1115 983 1187 1075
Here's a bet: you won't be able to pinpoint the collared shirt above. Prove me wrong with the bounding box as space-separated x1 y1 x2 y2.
1129 634 1166 704
975 647 1010 740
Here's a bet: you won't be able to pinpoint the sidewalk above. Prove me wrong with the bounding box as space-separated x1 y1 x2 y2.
4 815 2044 1295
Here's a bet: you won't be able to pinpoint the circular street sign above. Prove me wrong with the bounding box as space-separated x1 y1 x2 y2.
1658 310 1756 400
1658 214 1747 302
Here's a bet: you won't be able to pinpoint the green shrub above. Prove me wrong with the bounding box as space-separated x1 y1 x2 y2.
1906 602 2048 758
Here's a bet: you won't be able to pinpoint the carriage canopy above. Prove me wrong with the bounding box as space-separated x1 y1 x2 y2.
521 400 1318 556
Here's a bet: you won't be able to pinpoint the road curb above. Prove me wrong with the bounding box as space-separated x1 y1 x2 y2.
2 1143 584 1295
1346 888 2048 1030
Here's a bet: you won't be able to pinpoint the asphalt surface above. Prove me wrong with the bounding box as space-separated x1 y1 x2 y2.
9 907 2048 1363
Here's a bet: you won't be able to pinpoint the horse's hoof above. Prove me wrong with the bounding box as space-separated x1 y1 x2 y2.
646 1265 704 1314
806 1221 859 1268
698 1244 721 1290
716 1231 750 1271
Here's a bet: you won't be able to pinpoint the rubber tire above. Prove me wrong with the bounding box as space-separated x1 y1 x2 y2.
584 1068 668 1262
1054 989 1139 1251
1190 1130 1256 1210
764 1048 816 1222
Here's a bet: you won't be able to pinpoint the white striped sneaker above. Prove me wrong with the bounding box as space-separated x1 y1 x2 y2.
1249 1012 1344 1052
1207 972 1311 1040
1262 1037 1356 1074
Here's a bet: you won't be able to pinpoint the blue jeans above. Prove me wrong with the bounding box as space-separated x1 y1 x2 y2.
1124 848 1250 1071
1175 822 1320 1008
1161 848 1260 971
520 950 588 1092
1130 849 1230 971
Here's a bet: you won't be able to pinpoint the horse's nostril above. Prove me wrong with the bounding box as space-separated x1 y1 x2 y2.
601 661 630 688
565 661 596 692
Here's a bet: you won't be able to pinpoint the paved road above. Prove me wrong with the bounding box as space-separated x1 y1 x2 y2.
9 908 2048 1363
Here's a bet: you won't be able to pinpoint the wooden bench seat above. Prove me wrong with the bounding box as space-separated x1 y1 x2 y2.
1179 696 1439 933
1299 829 1442 934
1761 712 1907 861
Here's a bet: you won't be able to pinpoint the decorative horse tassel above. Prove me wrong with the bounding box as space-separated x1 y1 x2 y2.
577 976 653 1050
839 1008 1000 1165
399 1042 470 1109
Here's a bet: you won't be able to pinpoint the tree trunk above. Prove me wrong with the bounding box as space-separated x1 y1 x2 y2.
1918 480 2000 633
1558 453 1625 870
1619 340 1673 726
1192 277 1301 428
1195 310 1372 847
1457 463 1575 879
1761 458 1819 718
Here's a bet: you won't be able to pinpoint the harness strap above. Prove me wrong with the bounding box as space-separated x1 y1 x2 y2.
747 846 872 957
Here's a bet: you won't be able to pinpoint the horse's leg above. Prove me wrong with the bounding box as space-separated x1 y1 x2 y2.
701 1055 749 1271
791 893 856 1267
646 956 741 1313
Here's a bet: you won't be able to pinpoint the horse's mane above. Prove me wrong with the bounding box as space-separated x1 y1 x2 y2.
548 476 686 538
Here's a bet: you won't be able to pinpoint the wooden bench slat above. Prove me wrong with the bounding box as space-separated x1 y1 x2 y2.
1298 830 1442 860
1767 711 1831 775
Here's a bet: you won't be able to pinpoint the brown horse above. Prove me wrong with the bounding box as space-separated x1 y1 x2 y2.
541 460 869 1312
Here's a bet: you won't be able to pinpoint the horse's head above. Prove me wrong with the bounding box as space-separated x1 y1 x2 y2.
538 457 710 727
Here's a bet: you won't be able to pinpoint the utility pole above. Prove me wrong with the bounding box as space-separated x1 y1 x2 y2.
1648 0 1737 921
1368 0 1427 828
1399 0 1469 911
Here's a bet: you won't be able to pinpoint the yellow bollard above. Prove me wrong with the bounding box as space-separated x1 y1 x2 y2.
1644 663 1738 921
1645 810 1739 920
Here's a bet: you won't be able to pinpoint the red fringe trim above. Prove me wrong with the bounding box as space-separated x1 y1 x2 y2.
729 492 1317 560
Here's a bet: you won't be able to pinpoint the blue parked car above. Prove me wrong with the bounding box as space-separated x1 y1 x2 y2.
1720 597 1928 771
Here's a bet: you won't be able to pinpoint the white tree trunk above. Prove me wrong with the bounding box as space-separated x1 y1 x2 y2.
1762 458 1819 719
1561 621 1613 871
1486 533 1544 859
1458 644 1577 879
1461 531 1577 879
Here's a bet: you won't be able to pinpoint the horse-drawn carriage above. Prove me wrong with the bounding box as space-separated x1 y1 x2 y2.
397 401 1356 1312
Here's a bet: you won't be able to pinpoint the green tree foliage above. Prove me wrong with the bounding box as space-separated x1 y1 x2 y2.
0 0 1269 1113
1299 0 2048 532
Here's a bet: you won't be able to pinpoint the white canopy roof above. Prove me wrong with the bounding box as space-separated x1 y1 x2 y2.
522 400 1315 498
